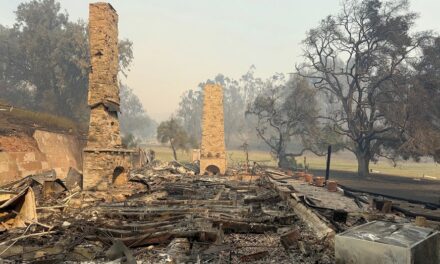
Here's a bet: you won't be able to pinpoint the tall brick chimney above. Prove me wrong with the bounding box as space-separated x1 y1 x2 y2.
199 84 227 175
87 2 121 148
82 3 133 190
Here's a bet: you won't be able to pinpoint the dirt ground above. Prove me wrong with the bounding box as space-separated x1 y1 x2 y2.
0 103 81 136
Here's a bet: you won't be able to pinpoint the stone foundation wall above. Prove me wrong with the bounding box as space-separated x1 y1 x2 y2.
0 151 50 185
82 150 131 190
0 130 82 185
33 130 82 177
200 84 227 174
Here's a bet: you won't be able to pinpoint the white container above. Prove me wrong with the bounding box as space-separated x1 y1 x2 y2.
335 221 440 264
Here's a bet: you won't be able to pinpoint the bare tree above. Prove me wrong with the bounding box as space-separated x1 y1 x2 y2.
297 0 428 176
246 75 327 168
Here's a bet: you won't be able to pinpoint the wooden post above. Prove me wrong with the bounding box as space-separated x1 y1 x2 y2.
304 156 307 172
325 145 332 181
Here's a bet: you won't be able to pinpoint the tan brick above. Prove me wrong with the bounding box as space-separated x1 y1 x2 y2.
0 160 9 172
20 161 43 171
85 3 121 149
0 171 19 185
23 152 36 162
82 3 132 190
200 84 227 175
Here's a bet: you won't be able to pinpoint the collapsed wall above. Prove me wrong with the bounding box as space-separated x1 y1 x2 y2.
0 131 82 185
82 2 133 190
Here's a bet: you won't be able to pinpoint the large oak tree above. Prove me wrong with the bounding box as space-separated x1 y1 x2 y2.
297 0 429 177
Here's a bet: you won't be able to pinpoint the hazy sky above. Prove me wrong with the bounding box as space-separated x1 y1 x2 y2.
1 0 439 121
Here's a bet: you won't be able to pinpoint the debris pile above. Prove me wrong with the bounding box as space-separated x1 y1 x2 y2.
0 163 334 263
2 163 438 263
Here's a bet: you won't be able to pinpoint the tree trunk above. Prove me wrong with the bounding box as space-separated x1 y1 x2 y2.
356 152 370 177
278 153 291 169
171 143 178 160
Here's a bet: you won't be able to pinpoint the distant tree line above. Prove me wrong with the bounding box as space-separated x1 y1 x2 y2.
120 84 157 141
175 66 265 149
175 0 440 177
174 68 343 168
0 0 155 140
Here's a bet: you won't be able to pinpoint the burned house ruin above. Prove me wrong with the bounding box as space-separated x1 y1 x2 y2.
82 3 134 190
1 2 440 263
200 84 227 175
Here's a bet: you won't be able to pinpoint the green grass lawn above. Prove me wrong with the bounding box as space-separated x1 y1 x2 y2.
297 153 440 179
148 145 440 179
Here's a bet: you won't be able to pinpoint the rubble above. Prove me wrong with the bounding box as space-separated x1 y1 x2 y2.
0 187 38 230
0 163 333 263
1 162 439 263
